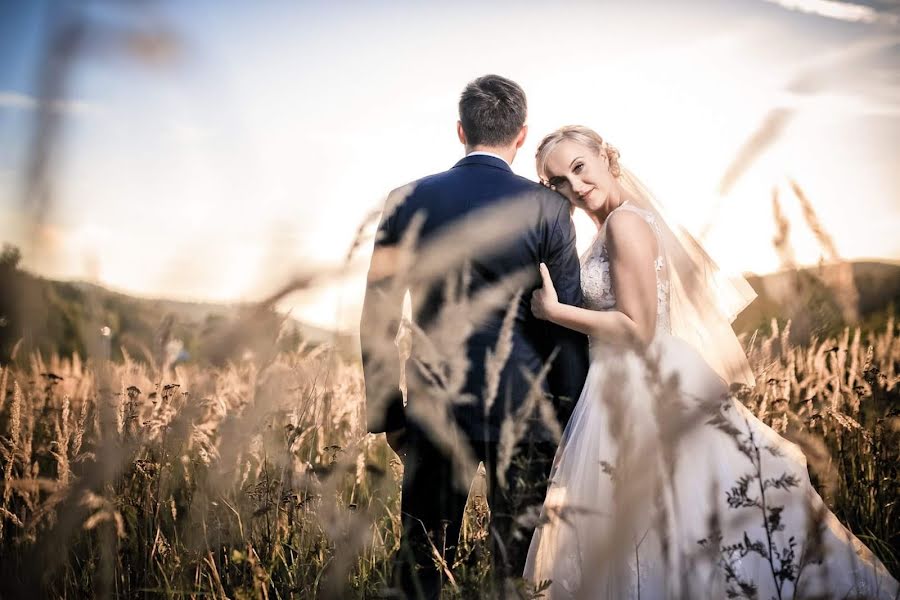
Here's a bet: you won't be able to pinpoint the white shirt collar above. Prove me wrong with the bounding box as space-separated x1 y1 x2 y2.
466 150 510 167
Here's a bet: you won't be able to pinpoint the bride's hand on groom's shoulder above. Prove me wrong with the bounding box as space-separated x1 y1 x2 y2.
531 263 559 321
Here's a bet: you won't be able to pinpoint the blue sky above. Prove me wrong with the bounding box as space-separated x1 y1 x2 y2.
1 0 899 328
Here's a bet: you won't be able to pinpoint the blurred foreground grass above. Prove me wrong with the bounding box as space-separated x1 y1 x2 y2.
0 318 897 598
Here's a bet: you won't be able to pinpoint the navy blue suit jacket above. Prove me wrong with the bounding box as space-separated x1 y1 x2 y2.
361 154 590 442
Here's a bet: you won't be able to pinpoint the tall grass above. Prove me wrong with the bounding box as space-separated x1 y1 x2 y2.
0 314 896 598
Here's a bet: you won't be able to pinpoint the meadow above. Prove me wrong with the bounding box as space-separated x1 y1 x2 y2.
0 311 897 598
5 5 899 597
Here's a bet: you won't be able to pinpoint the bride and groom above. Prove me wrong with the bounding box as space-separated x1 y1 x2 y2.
360 74 898 599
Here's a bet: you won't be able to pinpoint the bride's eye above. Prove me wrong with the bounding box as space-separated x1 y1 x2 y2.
573 163 583 173
549 176 566 188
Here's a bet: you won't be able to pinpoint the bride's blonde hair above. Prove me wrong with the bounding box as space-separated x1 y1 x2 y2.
535 125 621 181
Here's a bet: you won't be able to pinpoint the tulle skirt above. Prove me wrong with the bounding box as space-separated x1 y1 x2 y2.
523 332 899 600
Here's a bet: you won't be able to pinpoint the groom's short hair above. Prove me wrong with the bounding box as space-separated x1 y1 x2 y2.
458 74 527 148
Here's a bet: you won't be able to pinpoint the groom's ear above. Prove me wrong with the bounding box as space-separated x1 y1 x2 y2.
457 121 468 146
515 124 528 149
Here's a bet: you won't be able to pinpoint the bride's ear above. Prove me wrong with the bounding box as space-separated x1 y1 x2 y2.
515 124 528 149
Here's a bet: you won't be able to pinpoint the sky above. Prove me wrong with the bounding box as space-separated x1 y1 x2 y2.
1 0 899 330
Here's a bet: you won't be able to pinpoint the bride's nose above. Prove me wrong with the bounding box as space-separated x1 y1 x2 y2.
572 180 590 196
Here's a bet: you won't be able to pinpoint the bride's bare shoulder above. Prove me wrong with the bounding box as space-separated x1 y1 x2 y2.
605 208 657 254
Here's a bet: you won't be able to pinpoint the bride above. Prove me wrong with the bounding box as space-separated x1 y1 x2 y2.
523 125 898 599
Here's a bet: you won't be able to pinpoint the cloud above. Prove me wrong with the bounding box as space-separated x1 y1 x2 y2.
799 91 900 117
761 0 900 24
164 121 213 145
714 34 899 197
0 91 102 116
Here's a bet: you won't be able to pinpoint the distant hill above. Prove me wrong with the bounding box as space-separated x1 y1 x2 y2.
734 261 900 340
2 247 898 366
0 256 353 366
65 279 349 347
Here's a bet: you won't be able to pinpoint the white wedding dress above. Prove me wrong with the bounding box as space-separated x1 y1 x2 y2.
523 204 898 599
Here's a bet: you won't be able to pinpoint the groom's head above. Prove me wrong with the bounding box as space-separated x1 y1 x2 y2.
457 74 528 160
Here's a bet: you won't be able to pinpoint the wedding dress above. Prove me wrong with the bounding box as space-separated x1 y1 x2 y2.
523 203 899 599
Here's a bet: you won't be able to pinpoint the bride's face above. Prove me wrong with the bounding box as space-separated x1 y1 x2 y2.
543 139 613 215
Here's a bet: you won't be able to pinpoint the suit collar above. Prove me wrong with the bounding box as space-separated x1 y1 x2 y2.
453 153 513 173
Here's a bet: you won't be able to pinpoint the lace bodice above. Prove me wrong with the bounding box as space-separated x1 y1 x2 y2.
580 203 671 334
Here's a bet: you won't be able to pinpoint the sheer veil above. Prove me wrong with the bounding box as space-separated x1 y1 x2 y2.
618 167 757 387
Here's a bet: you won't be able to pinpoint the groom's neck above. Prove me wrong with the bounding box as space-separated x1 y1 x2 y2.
466 144 517 166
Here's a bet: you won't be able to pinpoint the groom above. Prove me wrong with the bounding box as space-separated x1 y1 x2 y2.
361 74 589 599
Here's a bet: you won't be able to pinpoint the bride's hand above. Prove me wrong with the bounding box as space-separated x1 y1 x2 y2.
531 262 559 321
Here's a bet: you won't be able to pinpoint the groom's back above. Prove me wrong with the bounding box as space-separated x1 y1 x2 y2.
379 155 589 441
361 74 588 442
390 155 563 326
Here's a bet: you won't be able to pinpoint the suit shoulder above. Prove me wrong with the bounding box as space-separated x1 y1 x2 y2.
386 168 451 205
383 172 436 217
523 178 570 216
382 181 414 222
509 172 560 195
502 172 566 204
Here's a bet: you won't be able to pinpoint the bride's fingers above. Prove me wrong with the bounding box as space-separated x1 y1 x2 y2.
539 262 555 292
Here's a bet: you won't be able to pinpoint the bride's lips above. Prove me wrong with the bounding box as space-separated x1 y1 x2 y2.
578 188 595 202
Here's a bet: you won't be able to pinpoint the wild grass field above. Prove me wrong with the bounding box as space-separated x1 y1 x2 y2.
6 5 900 597
0 313 897 599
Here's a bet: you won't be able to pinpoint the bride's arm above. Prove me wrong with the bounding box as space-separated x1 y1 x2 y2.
538 300 639 345
532 211 660 347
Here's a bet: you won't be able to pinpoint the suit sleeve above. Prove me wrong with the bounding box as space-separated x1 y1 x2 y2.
542 199 590 419
359 190 408 434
